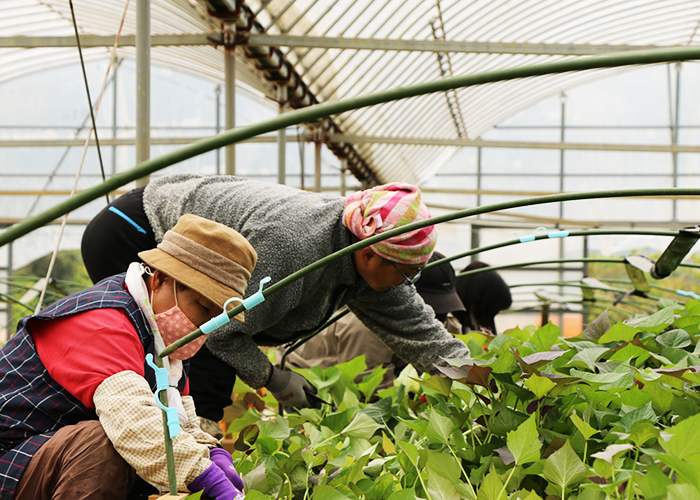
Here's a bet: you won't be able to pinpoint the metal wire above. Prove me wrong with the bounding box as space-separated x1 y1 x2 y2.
68 0 108 200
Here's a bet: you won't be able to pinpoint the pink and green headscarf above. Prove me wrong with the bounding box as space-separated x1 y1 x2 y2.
342 182 437 265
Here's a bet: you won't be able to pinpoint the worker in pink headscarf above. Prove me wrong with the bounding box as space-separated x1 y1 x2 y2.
82 175 469 435
341 182 437 289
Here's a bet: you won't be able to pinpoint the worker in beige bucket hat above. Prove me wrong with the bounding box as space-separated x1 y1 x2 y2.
0 213 255 499
139 213 257 323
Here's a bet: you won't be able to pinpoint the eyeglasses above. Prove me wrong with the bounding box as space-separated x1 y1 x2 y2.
390 260 423 286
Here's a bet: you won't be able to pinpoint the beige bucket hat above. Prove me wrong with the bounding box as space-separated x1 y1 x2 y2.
139 214 257 322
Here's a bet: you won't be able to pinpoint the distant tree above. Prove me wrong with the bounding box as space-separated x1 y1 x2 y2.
2 250 91 337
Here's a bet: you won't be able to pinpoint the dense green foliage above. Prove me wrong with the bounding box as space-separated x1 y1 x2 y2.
584 252 700 324
219 299 700 500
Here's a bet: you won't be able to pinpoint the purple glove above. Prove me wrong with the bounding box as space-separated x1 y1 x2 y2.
210 448 245 491
189 464 244 500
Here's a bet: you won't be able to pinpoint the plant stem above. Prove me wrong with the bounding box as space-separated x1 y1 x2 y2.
283 473 292 500
413 459 432 500
447 443 477 498
611 467 621 500
314 432 341 448
381 420 432 500
462 425 482 446
302 466 311 500
626 448 640 500
498 465 518 500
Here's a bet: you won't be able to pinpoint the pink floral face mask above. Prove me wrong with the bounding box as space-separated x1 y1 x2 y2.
154 281 208 361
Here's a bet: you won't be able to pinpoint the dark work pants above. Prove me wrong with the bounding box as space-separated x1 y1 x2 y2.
81 188 237 422
13 420 156 500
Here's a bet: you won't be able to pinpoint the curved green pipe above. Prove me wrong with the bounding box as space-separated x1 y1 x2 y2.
493 273 694 319
511 281 627 295
505 302 632 319
521 286 661 309
3 46 700 248
510 296 656 314
601 277 700 296
510 279 699 301
456 257 700 277
423 229 679 270
509 280 616 290
160 187 700 356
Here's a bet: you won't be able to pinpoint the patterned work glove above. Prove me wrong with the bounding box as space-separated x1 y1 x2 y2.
210 448 245 491
189 463 244 500
266 367 317 408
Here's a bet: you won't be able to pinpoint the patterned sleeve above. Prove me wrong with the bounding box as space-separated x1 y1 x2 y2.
181 395 220 446
93 370 212 491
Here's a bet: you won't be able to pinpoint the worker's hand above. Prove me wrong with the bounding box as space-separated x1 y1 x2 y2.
199 417 225 440
189 464 244 500
210 448 245 491
266 367 318 407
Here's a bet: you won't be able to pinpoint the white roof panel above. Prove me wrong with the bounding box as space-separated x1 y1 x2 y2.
1 0 700 184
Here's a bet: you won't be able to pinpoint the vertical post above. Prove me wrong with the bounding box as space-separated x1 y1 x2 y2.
540 303 550 326
135 0 150 188
224 27 236 175
559 93 566 195
314 129 322 193
277 84 288 185
299 130 305 190
4 242 11 342
476 146 482 207
582 235 589 325
558 92 567 329
215 85 222 175
672 62 681 221
582 236 589 276
111 59 119 176
470 225 480 263
474 146 482 267
340 158 347 196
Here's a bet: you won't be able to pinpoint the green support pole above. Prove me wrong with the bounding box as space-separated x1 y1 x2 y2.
651 225 700 279
153 355 178 495
2 46 700 248
456 257 700 278
509 282 661 312
423 229 679 270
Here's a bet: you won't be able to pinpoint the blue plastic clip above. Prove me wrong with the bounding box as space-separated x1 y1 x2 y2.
547 229 570 238
677 289 700 300
145 354 181 439
200 277 272 334
511 227 570 243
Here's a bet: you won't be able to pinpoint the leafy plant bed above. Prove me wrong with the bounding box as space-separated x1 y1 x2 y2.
222 299 700 500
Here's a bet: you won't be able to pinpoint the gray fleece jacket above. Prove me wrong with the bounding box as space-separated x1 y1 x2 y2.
143 174 469 388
